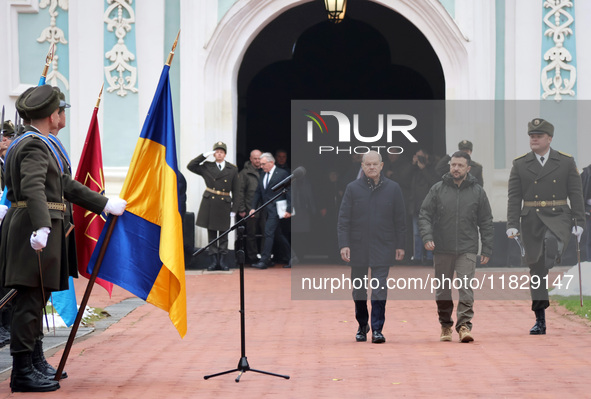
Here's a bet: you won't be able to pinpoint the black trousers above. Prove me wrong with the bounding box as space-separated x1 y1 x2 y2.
529 229 562 311
10 286 45 354
351 265 389 332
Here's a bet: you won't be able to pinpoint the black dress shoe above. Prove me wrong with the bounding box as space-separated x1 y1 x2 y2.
252 261 268 269
372 330 386 344
355 324 370 342
529 321 546 335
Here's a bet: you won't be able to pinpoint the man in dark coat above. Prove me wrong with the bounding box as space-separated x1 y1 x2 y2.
507 118 585 335
188 141 241 270
337 151 406 344
419 151 493 343
0 85 126 392
238 149 263 263
249 153 292 269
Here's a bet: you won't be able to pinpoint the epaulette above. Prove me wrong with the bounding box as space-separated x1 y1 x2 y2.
514 153 527 160
227 162 237 168
558 151 572 158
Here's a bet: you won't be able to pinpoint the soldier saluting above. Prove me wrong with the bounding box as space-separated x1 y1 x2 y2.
506 118 585 335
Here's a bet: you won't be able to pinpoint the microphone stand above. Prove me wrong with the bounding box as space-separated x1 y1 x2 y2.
195 188 290 382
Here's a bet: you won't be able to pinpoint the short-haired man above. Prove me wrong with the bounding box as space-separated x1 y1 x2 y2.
435 140 484 186
238 149 263 263
507 118 585 334
249 153 291 269
338 151 406 344
419 151 493 343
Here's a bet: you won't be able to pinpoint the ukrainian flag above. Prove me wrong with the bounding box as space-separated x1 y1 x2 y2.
87 65 187 337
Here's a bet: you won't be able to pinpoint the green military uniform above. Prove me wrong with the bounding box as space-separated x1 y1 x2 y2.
187 142 241 268
0 85 107 392
507 118 585 332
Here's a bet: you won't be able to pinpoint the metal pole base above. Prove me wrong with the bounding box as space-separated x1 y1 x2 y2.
203 356 290 383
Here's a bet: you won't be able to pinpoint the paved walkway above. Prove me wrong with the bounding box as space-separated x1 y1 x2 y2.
0 264 589 398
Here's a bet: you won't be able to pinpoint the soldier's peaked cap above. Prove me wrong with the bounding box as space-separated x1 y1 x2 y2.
213 141 227 152
19 85 60 120
527 118 554 137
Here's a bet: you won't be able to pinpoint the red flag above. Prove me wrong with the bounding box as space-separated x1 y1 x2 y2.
73 106 113 295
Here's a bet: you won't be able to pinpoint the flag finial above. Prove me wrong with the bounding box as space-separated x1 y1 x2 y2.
41 44 55 80
96 83 104 109
166 30 180 66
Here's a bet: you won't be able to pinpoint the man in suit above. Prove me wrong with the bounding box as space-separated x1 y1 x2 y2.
0 85 126 392
337 151 406 344
188 141 241 271
507 118 585 335
249 152 291 269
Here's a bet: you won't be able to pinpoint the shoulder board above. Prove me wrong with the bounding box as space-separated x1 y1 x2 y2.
226 162 237 168
513 153 527 160
558 151 572 157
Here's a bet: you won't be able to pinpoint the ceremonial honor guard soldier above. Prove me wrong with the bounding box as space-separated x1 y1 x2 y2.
0 85 127 392
188 141 241 271
507 118 585 335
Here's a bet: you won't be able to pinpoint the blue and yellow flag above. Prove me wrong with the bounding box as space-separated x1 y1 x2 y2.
87 65 187 337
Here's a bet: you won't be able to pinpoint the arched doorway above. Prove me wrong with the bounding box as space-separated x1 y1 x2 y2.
237 0 445 167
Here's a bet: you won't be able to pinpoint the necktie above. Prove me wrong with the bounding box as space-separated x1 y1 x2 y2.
264 172 270 189
540 156 545 165
218 164 222 170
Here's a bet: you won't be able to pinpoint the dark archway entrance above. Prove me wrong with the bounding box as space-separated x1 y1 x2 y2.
237 1 445 167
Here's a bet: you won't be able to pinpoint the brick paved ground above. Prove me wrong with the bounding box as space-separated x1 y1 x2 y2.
0 265 589 398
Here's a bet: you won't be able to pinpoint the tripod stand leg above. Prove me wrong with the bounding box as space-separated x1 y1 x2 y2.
249 368 290 379
203 368 239 380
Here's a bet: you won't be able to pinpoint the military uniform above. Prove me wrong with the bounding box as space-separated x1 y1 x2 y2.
0 85 109 392
187 142 241 268
507 118 585 334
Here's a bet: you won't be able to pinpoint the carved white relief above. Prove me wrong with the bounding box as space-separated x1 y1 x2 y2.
541 0 576 101
37 0 70 90
104 0 138 97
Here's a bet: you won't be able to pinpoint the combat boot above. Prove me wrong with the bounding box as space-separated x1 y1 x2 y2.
206 254 219 271
33 339 68 379
10 353 60 392
529 309 546 335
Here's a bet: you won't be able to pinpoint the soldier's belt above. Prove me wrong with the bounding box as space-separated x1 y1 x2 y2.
206 187 230 196
12 201 66 212
523 199 567 207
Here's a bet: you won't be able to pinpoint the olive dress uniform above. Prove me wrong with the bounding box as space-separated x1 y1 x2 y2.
187 143 241 268
507 118 585 333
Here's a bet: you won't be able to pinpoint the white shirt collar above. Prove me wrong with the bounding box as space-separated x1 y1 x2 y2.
535 149 550 166
216 160 226 170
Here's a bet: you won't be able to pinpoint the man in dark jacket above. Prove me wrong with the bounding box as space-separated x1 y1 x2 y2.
188 142 241 270
581 163 591 261
419 151 493 343
507 118 585 334
338 151 406 344
238 149 263 263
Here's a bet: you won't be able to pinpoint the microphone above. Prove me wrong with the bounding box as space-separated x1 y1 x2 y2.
271 166 306 192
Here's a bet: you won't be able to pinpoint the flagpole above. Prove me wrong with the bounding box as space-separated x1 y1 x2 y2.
55 29 181 377
54 85 108 381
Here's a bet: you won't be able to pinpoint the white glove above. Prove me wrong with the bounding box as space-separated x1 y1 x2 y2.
230 212 236 218
30 227 50 251
104 197 127 216
506 228 518 238
572 226 584 242
587 199 591 206
0 205 7 221
204 150 216 158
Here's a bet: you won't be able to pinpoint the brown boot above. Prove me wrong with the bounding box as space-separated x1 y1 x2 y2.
440 326 453 342
458 325 474 343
